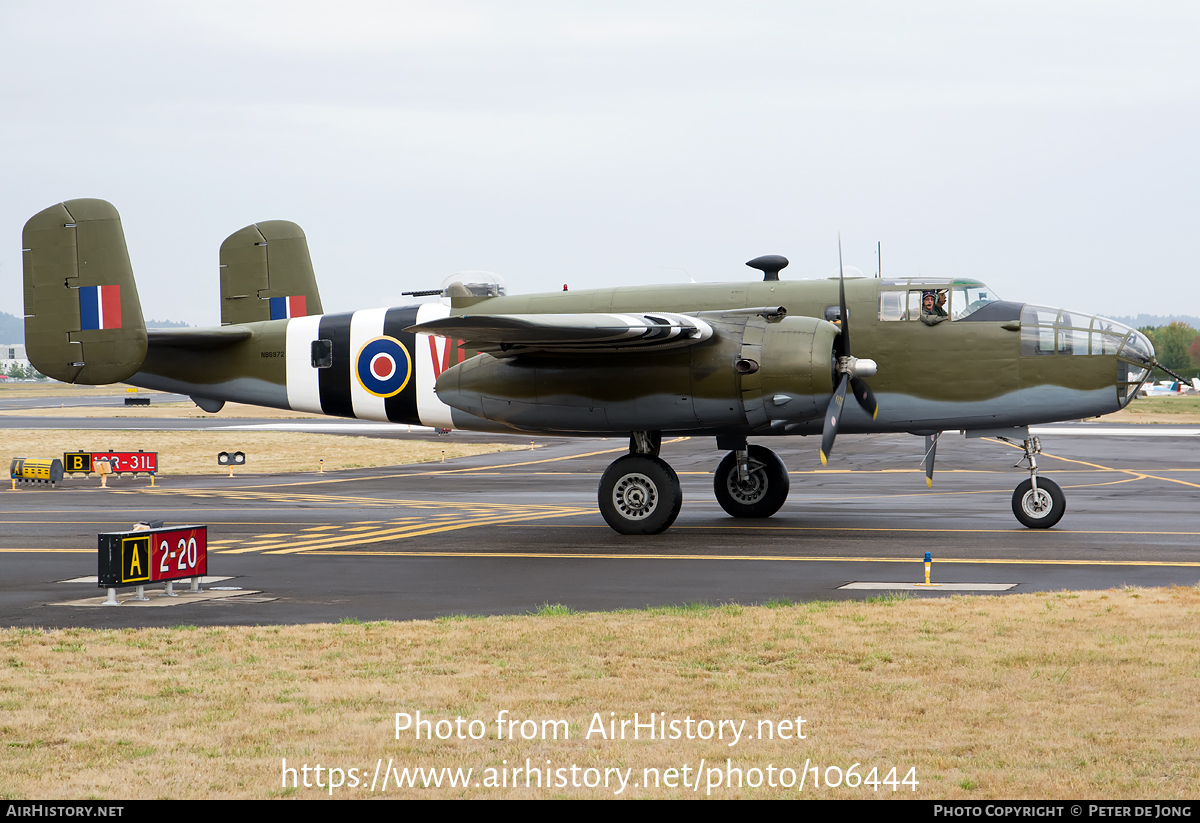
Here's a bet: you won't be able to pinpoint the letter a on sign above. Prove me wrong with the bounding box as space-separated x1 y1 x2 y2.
123 536 150 582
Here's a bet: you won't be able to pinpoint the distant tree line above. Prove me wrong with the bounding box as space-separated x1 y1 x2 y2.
2 362 47 380
1138 322 1200 376
0 310 23 343
0 311 191 343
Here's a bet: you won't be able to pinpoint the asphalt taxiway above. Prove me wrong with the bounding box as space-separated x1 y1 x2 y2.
1 422 1198 627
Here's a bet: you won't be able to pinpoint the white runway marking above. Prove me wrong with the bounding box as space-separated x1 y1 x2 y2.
215 422 438 433
1030 426 1200 437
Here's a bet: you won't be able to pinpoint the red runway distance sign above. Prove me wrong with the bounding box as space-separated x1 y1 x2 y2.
91 451 158 473
97 526 207 587
65 451 158 474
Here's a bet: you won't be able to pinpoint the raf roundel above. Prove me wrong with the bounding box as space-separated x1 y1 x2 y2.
355 336 412 398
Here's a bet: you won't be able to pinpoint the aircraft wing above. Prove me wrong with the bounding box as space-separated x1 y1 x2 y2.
405 312 713 353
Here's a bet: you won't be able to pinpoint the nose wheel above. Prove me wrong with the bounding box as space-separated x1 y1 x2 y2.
713 445 790 518
999 433 1067 529
598 455 682 535
1012 478 1066 528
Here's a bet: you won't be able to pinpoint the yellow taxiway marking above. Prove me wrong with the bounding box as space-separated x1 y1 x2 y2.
1048 455 1200 490
112 438 693 495
989 439 1200 490
262 511 590 553
210 507 591 554
510 523 1200 536
3 547 1196 568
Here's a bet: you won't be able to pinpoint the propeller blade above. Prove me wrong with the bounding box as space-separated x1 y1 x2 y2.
923 433 939 488
820 374 849 465
837 233 850 356
850 376 878 420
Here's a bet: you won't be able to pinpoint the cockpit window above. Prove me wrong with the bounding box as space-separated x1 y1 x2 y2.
878 279 1000 322
949 285 1000 320
876 292 904 321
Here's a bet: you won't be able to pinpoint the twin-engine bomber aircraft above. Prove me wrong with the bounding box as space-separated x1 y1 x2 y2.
22 199 1164 535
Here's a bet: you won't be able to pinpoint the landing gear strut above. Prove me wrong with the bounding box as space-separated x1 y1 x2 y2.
713 444 790 518
1003 435 1066 529
598 431 682 535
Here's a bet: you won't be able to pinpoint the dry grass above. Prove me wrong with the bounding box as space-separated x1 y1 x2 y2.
2 587 1198 799
3 430 519 475
0 400 328 419
1095 396 1200 424
0 403 322 420
0 383 145 399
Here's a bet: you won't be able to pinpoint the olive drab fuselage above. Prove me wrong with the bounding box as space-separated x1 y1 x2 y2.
23 198 1155 535
121 277 1146 439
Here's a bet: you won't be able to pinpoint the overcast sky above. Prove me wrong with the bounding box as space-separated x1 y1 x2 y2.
1 1 1197 325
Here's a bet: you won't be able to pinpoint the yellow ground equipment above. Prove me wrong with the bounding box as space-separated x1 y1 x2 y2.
10 458 65 486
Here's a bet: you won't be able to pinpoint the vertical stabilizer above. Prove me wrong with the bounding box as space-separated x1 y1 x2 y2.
22 199 147 384
220 221 323 325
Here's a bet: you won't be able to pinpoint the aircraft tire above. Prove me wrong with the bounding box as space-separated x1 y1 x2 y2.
1011 478 1066 529
599 455 682 535
714 445 790 518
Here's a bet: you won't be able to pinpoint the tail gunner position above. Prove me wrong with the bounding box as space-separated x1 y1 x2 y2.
23 199 1164 535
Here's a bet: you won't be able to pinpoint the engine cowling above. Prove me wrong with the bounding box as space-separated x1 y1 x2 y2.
434 313 839 434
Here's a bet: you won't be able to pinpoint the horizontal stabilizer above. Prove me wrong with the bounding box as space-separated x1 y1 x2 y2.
147 326 253 350
406 312 713 353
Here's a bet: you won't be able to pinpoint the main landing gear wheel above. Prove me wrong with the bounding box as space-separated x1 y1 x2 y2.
599 455 683 535
1011 478 1066 529
714 445 790 519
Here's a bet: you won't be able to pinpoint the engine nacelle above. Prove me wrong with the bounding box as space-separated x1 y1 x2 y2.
434 314 839 434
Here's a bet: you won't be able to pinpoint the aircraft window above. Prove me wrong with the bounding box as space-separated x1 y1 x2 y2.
1019 308 1153 360
1119 330 1154 363
904 290 945 320
881 284 1000 322
1023 306 1060 327
907 291 922 320
1090 332 1121 355
1022 325 1056 355
950 285 1000 320
311 339 333 369
1057 312 1084 330
876 293 903 321
1058 328 1089 356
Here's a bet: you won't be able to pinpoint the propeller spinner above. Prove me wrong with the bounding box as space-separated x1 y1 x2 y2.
819 237 880 465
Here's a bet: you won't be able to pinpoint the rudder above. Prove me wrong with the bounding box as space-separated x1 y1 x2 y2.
220 221 323 326
22 199 147 384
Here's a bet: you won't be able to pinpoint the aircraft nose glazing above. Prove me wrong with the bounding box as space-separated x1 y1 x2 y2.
1119 326 1155 365
1019 306 1154 363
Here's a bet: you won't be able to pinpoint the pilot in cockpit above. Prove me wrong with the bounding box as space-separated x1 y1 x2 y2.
920 290 948 326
